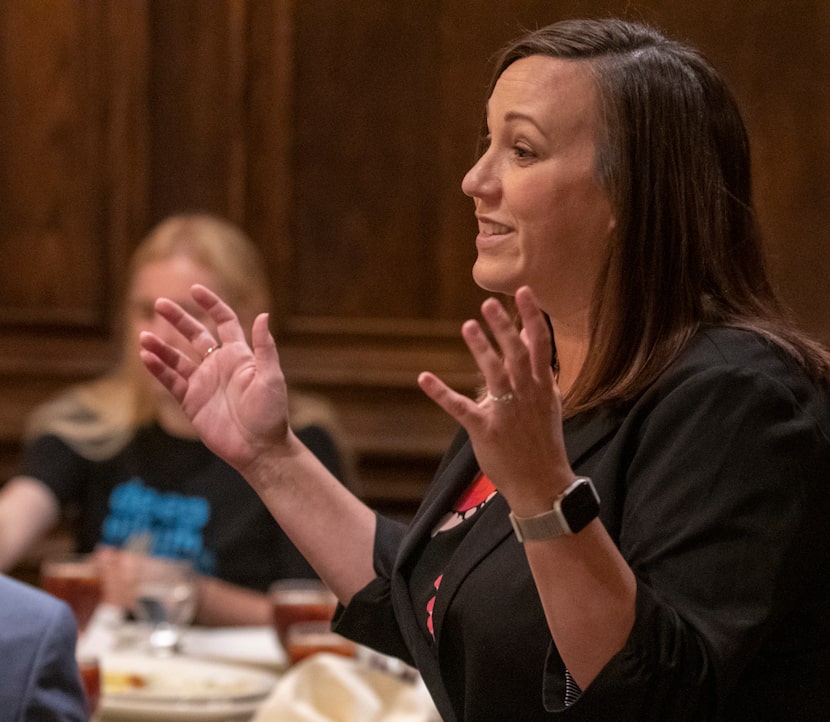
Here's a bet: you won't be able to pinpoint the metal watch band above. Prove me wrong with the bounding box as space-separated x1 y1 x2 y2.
508 477 599 543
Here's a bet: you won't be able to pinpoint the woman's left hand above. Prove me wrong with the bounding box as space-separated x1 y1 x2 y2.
418 286 573 514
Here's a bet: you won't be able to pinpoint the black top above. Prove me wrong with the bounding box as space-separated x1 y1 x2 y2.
335 327 830 721
20 422 342 591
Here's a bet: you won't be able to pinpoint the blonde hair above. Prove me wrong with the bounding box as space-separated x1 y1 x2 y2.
26 213 346 469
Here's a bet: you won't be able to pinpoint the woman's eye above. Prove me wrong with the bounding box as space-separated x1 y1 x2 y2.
514 145 534 160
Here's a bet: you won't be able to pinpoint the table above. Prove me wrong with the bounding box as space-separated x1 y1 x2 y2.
81 605 439 721
80 608 282 721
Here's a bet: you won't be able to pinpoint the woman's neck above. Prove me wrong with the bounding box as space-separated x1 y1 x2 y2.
548 319 590 396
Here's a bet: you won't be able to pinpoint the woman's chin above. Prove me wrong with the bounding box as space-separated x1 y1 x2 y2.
472 263 521 296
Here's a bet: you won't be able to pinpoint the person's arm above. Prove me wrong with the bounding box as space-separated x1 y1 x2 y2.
95 545 275 626
138 285 377 604
418 286 636 690
0 477 60 572
195 575 272 626
239 434 377 603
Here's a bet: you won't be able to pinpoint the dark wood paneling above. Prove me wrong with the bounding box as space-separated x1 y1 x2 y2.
146 0 247 218
0 1 108 328
245 0 296 320
0 0 150 497
291 1 449 320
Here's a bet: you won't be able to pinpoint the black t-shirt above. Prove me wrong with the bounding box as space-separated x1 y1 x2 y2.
19 422 343 592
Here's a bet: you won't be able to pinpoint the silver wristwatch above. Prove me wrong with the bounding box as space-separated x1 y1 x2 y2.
509 477 600 543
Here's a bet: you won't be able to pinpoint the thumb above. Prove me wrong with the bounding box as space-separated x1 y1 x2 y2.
251 313 284 382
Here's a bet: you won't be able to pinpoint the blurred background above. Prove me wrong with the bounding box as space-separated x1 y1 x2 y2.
1 0 828 536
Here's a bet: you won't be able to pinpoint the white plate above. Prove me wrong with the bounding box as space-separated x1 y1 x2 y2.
99 652 278 721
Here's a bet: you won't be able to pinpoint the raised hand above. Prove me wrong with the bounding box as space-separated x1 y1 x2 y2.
138 284 290 475
418 286 573 514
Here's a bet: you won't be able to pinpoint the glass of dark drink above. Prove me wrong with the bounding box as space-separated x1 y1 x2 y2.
77 655 100 717
40 553 103 634
285 621 356 665
268 579 338 650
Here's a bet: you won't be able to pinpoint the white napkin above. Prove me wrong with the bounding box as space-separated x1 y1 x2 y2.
181 625 286 668
251 653 440 722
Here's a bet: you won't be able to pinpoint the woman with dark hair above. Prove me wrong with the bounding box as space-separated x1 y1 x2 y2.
138 19 830 721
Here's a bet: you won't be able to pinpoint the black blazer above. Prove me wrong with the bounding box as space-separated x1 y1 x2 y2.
336 327 830 721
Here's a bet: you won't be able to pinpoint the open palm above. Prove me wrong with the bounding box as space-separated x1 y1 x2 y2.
139 285 290 474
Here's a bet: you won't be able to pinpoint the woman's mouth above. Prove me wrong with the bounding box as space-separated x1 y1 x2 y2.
476 219 513 248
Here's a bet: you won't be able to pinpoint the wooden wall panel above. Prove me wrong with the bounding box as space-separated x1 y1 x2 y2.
291 1 450 320
0 1 107 327
0 0 149 336
146 0 248 218
0 0 149 495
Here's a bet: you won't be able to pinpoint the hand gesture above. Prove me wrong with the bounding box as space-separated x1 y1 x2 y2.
418 286 573 513
138 284 290 475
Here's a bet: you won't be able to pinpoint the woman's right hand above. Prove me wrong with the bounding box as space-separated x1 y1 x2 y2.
138 284 291 475
141 284 379 603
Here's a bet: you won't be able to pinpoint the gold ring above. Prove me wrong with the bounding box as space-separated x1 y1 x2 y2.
202 344 221 361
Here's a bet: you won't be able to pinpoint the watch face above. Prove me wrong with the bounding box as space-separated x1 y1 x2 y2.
560 479 600 534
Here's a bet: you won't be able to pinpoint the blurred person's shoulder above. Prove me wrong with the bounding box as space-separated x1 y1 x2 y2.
0 573 70 620
24 377 134 461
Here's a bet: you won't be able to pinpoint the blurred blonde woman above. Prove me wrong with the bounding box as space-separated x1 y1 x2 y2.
0 213 347 625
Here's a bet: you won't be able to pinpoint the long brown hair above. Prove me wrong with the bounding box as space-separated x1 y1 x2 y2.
487 19 830 414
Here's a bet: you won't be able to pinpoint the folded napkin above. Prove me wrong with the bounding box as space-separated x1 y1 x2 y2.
181 625 285 668
251 652 440 722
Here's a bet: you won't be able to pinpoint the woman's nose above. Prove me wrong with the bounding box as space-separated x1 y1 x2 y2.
461 153 498 199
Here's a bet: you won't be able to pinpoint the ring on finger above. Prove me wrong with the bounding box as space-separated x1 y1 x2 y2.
486 390 514 403
202 343 222 361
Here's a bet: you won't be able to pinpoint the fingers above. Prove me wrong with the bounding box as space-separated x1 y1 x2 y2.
251 312 275 359
514 286 554 392
138 332 194 402
152 297 216 358
152 284 248 359
461 317 511 398
469 286 553 400
418 371 481 426
250 312 285 387
421 287 554 420
190 284 249 347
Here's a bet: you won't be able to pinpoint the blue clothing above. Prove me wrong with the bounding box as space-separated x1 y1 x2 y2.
0 574 87 721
